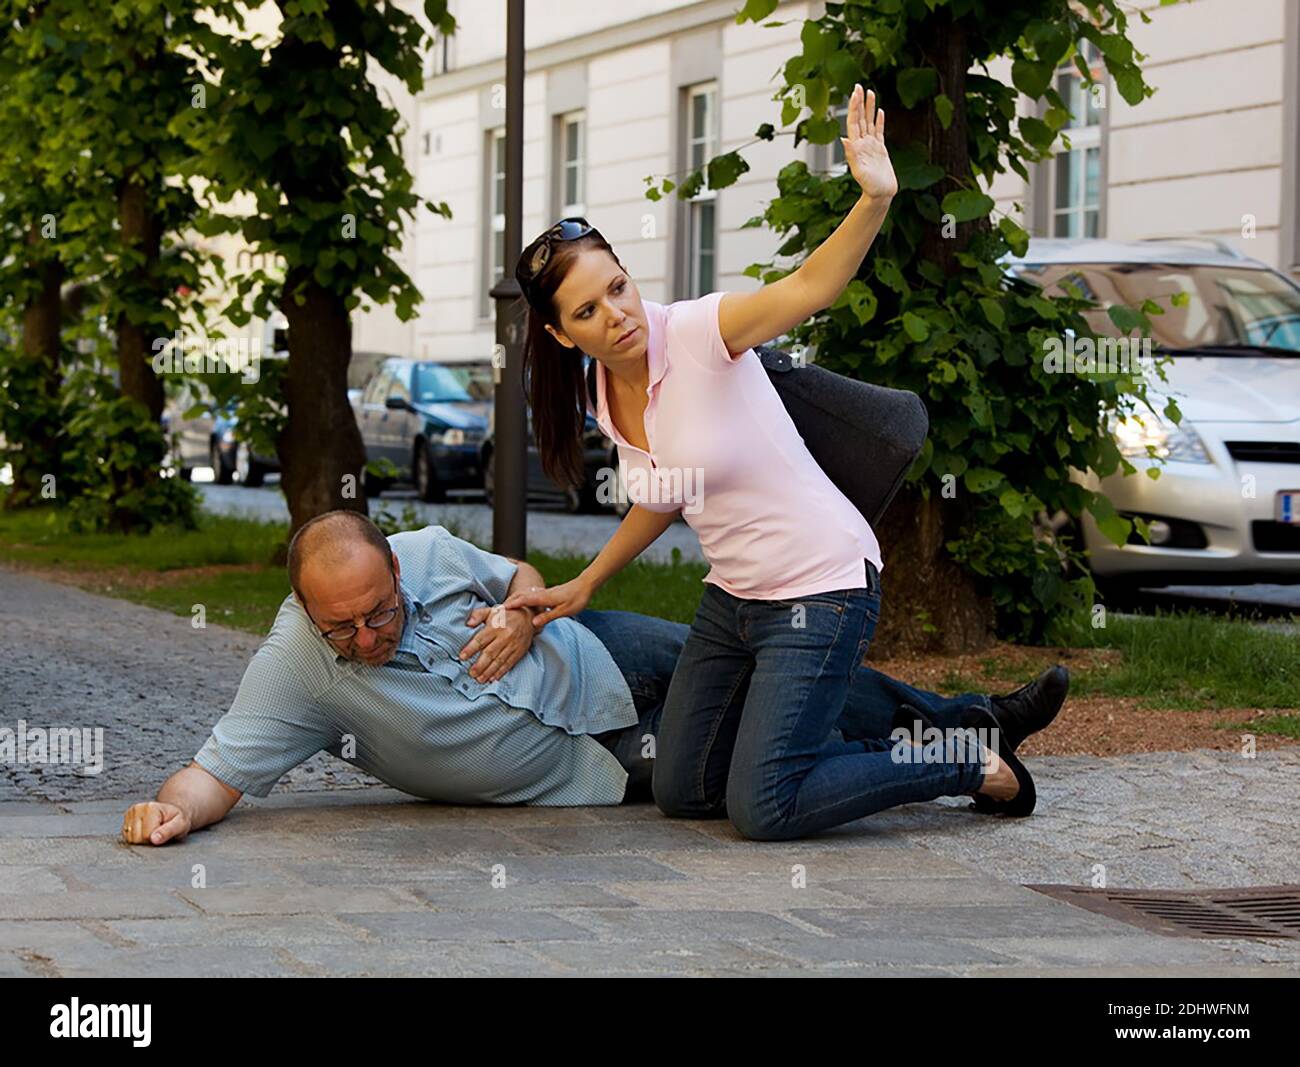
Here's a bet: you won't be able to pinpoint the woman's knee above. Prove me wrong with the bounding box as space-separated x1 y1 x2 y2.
729 807 795 842
652 761 723 819
724 782 795 841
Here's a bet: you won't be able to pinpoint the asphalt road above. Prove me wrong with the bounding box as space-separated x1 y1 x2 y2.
195 480 705 564
196 480 1300 616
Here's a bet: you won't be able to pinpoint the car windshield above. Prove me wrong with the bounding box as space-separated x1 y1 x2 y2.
1010 262 1300 354
411 362 494 403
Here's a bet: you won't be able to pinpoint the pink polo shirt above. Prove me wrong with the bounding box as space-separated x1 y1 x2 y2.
591 289 883 601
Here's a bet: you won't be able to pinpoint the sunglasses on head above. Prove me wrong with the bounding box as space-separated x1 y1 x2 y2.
516 217 596 300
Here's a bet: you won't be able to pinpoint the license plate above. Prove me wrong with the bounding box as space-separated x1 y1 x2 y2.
1278 491 1300 525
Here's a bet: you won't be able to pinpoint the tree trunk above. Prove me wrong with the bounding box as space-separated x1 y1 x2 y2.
116 173 165 422
7 225 63 509
277 270 368 539
867 488 996 658
917 13 983 271
862 11 996 656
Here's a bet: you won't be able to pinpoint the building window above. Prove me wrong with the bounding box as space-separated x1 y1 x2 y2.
1050 41 1103 238
485 127 506 316
558 111 586 216
684 82 718 298
425 31 452 77
829 101 849 175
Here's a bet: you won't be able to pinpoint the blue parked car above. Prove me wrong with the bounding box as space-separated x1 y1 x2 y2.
162 388 279 487
353 358 492 501
481 409 620 515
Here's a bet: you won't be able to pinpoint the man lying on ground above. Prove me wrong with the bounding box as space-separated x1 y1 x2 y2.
121 511 1066 845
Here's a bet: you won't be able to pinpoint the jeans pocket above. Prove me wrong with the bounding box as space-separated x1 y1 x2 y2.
856 593 882 663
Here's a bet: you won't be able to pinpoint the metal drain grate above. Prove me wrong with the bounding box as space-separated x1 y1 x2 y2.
1025 884 1300 940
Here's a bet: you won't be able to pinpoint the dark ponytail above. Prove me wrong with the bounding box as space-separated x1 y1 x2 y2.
516 230 627 489
522 306 588 488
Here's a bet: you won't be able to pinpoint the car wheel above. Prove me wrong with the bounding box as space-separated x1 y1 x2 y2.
576 471 603 514
611 456 631 517
363 466 390 498
236 446 266 488
483 449 495 507
1094 576 1143 612
210 442 235 485
413 440 446 503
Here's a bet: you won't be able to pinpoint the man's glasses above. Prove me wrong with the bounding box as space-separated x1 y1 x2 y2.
316 572 401 642
516 217 595 300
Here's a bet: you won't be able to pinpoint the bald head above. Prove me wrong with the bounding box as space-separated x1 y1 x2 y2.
288 510 393 602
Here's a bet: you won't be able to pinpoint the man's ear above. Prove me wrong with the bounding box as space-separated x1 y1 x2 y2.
391 551 401 580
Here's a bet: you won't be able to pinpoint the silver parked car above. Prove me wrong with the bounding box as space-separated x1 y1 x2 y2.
1006 237 1300 592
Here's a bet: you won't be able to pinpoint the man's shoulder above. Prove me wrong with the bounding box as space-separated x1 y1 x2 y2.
388 523 448 556
389 524 460 577
254 593 334 685
389 524 488 603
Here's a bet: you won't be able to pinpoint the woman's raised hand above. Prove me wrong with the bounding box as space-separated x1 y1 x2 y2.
841 83 897 202
501 574 595 630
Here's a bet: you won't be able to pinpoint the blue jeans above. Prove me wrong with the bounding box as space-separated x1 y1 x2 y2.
579 608 870 802
576 609 686 802
650 564 989 840
576 596 991 815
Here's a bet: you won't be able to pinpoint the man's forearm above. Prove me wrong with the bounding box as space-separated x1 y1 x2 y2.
156 763 239 833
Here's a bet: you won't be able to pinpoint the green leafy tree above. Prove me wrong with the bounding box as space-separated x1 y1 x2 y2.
0 0 206 529
0 2 82 508
186 0 454 537
652 0 1186 653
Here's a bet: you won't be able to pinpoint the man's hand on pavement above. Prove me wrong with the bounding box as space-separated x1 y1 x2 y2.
121 801 191 846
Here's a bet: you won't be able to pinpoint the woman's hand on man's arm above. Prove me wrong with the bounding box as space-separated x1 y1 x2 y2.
501 504 679 629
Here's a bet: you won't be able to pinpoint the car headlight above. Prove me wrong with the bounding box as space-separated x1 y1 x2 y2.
1113 415 1210 463
437 428 466 446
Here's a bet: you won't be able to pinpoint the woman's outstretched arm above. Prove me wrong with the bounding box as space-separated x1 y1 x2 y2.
718 82 897 356
500 503 680 628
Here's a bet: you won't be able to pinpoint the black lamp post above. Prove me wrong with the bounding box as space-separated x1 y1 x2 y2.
488 0 527 558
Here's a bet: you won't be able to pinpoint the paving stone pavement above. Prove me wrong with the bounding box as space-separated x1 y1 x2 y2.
3 565 1298 977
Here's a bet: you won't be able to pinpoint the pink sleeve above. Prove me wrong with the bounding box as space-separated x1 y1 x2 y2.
669 290 745 370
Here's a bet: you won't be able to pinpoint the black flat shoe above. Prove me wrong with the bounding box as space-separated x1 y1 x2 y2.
966 708 1036 817
983 665 1069 751
890 703 936 736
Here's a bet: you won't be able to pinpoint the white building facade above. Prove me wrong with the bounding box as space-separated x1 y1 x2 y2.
352 0 1300 361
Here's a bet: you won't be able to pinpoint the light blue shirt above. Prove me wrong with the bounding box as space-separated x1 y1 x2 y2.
194 525 638 805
